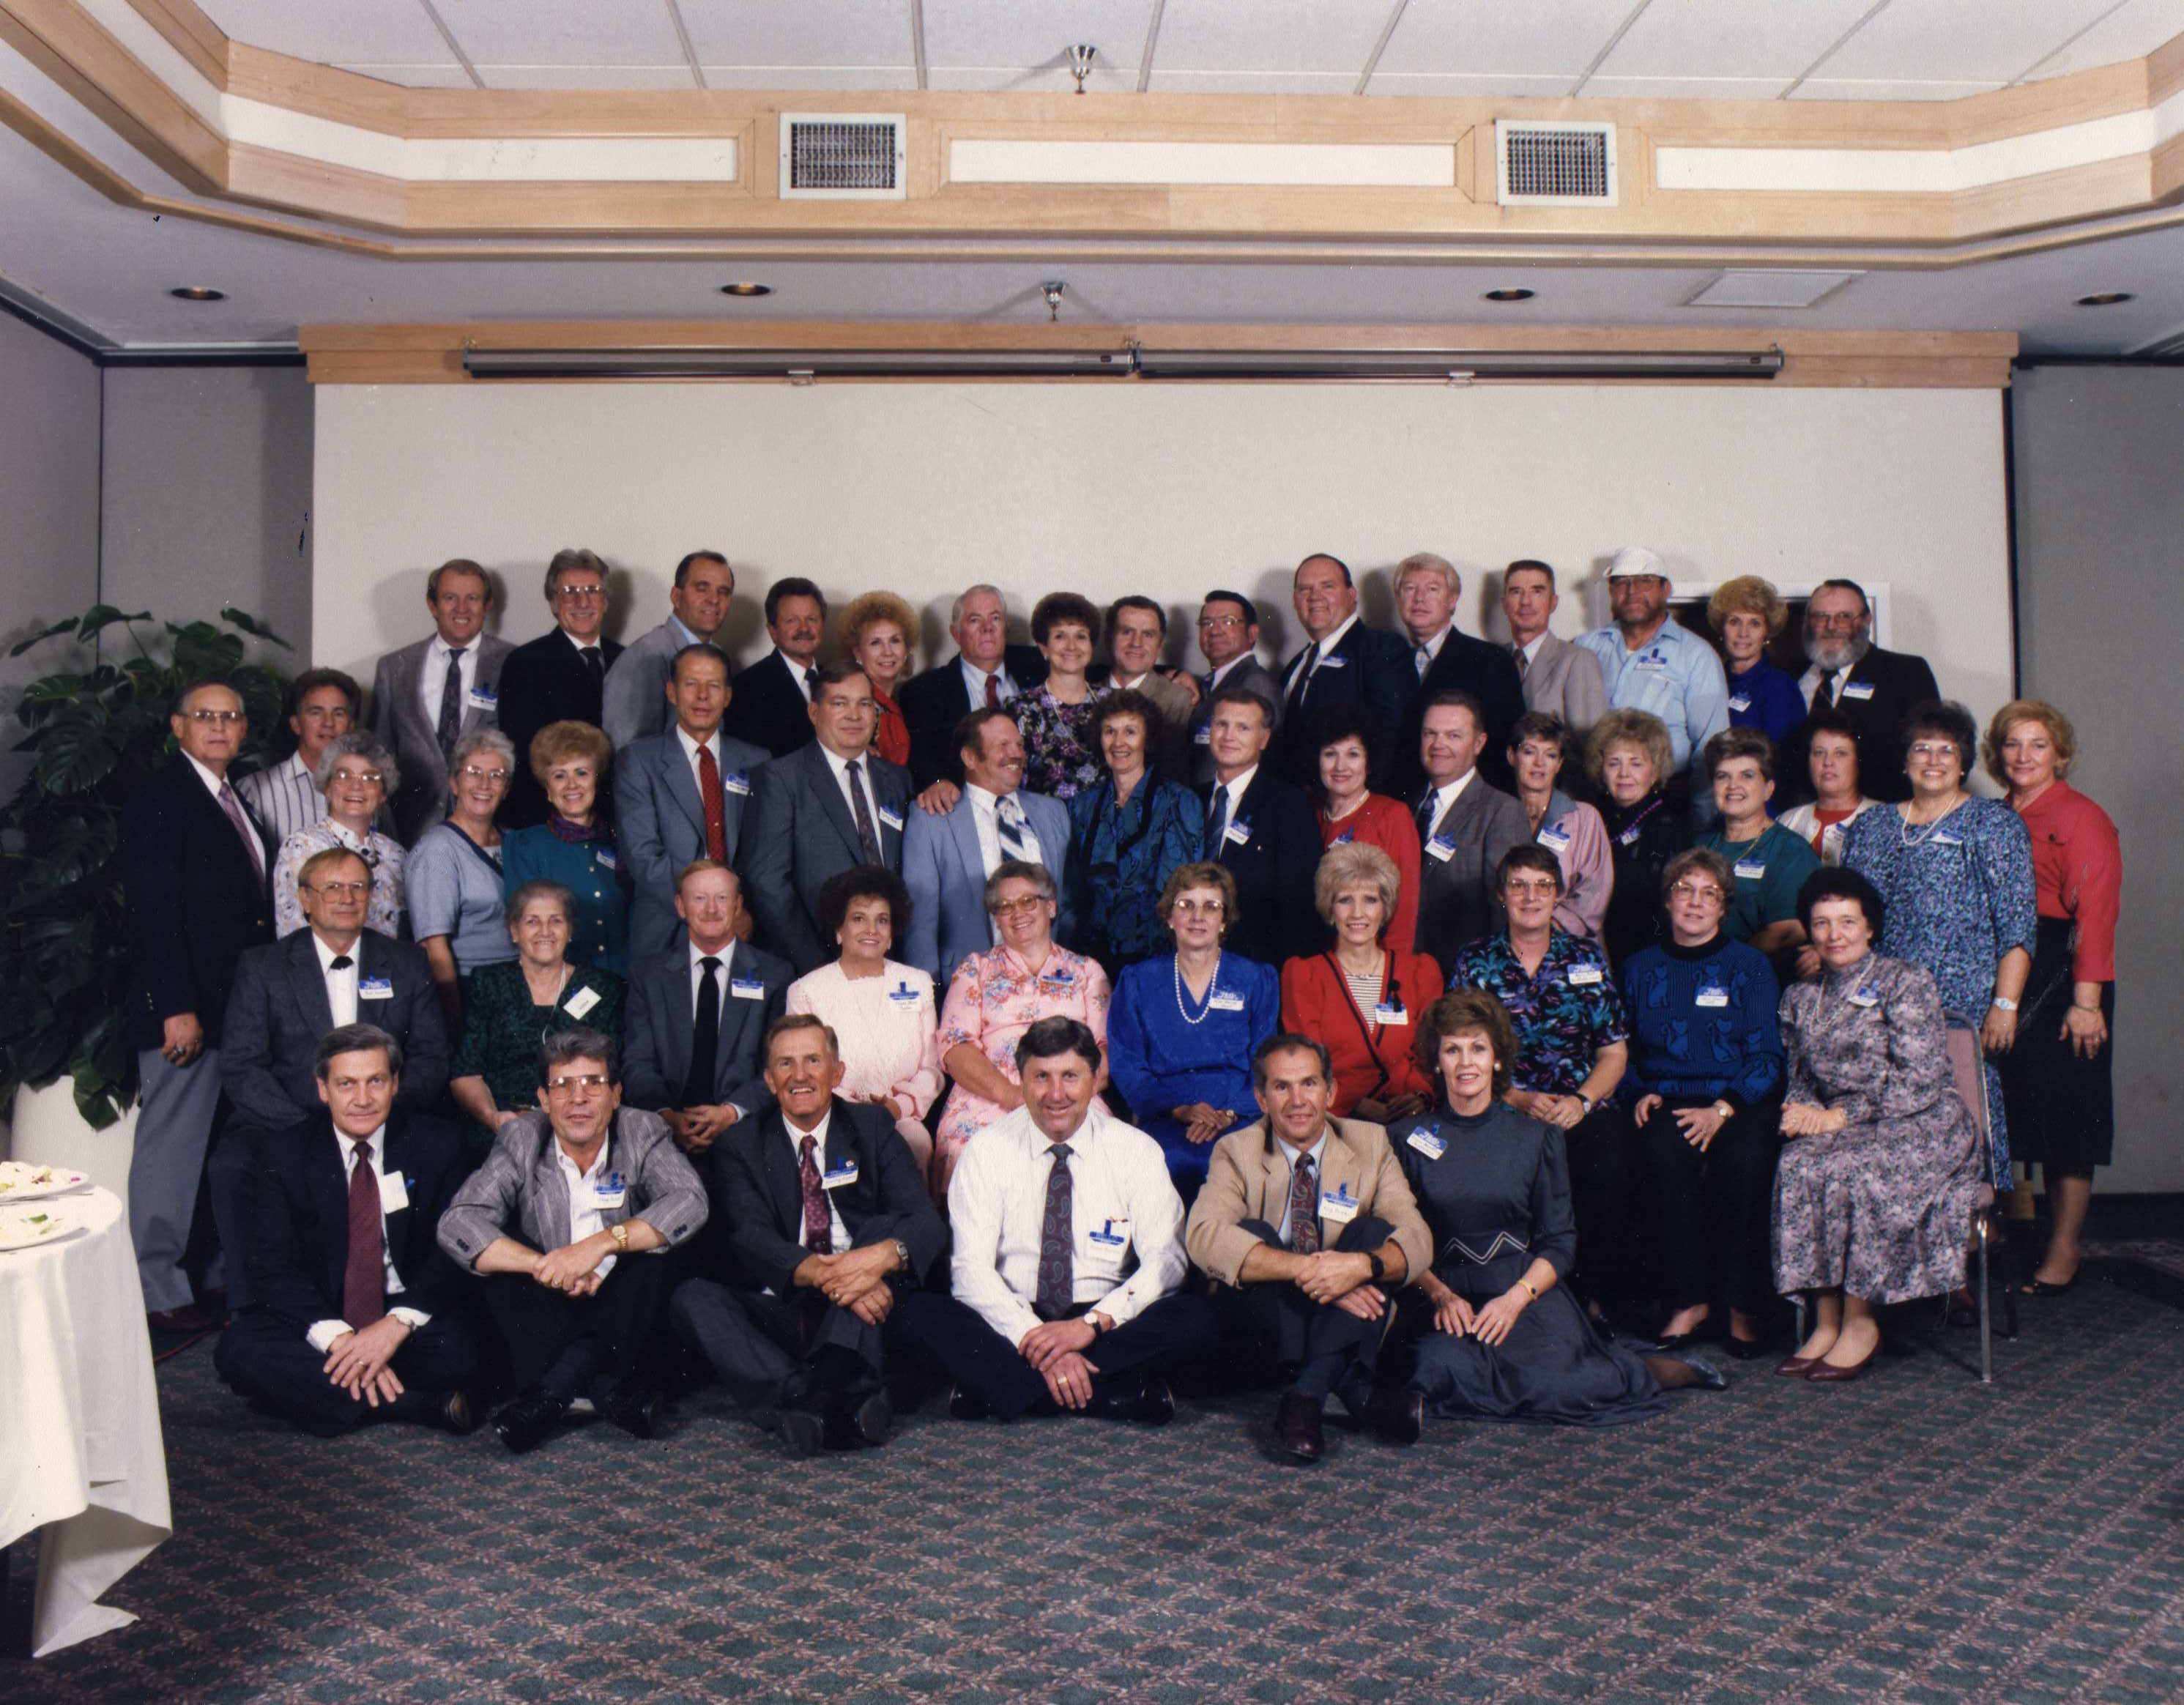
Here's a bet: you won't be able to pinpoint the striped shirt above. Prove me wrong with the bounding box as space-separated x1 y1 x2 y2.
237 753 325 848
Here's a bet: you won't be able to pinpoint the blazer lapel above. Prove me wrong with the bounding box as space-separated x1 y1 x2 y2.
661 956 696 1094
808 746 866 861
761 1113 804 1238
664 740 708 838
712 957 761 1096
286 932 336 1037
310 1124 352 1303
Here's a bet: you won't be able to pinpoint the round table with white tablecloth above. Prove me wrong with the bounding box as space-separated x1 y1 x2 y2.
0 1184 171 1657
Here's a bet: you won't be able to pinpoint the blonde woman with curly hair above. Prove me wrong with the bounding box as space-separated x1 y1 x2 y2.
1706 575 1805 749
838 590 920 768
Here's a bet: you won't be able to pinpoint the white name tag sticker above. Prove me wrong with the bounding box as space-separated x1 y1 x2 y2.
1316 655 1347 670
1695 987 1730 1008
886 980 922 1003
723 771 751 796
1728 696 1752 714
1319 1186 1360 1225
1839 681 1876 701
1374 1004 1409 1027
1207 991 1247 1013
562 985 602 1021
595 847 617 871
1425 835 1456 863
1224 819 1252 847
822 1160 858 1190
467 686 497 710
1849 986 1881 1008
1931 833 1962 847
730 976 767 1000
358 976 393 1000
1193 725 1211 744
1406 1127 1446 1160
1567 965 1603 986
1537 826 1571 853
1733 859 1767 880
377 1170 409 1214
593 1183 628 1211
1088 1216 1129 1248
876 806 905 833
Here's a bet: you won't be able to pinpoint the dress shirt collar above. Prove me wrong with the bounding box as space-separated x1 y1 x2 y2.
1032 1107 1096 1155
183 751 229 798
959 656 1015 700
1110 669 1152 691
312 929 363 974
1304 611 1361 659
278 751 313 784
1277 1128 1329 1172
1427 767 1478 820
338 1121 389 1165
559 625 603 652
557 1134 614 1189
782 1106 832 1157
428 634 472 665
675 722 721 769
1215 762 1259 811
688 937 736 981
1207 655 1254 689
668 614 705 650
1518 632 1548 664
966 781 1007 817
1410 623 1452 666
816 739 860 792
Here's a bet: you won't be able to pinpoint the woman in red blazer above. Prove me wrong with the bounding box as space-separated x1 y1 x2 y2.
1310 702 1422 954
1281 840 1442 1123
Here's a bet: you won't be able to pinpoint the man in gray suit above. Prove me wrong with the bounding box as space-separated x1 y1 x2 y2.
1501 560 1608 750
368 558 513 844
614 644 770 962
902 707 1073 985
1411 690 1531 967
1187 590 1282 787
1103 596 1200 780
741 664 912 975
601 549 737 749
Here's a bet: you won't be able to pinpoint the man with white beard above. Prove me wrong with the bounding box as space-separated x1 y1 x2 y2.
1786 579 1940 806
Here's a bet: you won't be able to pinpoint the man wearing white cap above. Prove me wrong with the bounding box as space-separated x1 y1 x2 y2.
1575 546 1729 814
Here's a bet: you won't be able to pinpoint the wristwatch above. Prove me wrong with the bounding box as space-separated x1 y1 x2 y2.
1991 995 2018 1012
1577 1094 1597 1116
1712 1101 1735 1121
1365 1249 1388 1283
890 1237 913 1275
607 1223 631 1253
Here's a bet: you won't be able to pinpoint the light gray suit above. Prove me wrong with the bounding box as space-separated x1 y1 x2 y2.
902 788 1074 986
740 741 912 975
1519 631 1609 745
1412 773 1531 966
614 726 771 962
602 620 733 750
368 633 513 844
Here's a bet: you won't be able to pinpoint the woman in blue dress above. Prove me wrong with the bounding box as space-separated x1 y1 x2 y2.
501 721 632 976
1706 576 1805 752
1066 689 1204 973
1843 699 2035 1191
1105 861 1279 1200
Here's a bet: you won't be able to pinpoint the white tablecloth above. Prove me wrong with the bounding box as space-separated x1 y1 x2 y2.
1 1186 171 1656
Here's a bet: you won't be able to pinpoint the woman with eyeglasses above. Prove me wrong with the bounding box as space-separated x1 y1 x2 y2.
1066 688 1204 973
406 727 519 1031
271 729 407 939
501 721 631 976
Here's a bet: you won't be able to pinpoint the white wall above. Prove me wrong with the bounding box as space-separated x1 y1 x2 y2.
312 382 2014 739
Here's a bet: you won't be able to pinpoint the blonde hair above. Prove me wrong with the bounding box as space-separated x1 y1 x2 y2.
1981 698 2077 785
1706 575 1788 636
1586 710 1673 788
529 719 612 786
1314 840 1400 926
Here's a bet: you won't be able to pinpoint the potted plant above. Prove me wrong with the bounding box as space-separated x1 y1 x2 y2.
1 606 286 1186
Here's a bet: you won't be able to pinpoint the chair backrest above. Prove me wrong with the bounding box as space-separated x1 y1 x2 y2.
1942 1012 1995 1208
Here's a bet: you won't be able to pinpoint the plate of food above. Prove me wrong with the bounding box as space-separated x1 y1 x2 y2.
0 1160 91 1201
0 1205 79 1250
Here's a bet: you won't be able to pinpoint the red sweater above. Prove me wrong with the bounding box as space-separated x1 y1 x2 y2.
1281 949 1444 1116
2016 780 2121 981
1319 793 1422 955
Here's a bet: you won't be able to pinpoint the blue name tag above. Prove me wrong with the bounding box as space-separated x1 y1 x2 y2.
1405 1126 1446 1160
729 977 766 1000
358 976 393 1000
1319 1184 1360 1223
1728 695 1752 713
1375 1003 1408 1026
877 806 905 833
1088 1217 1129 1247
1194 725 1211 743
723 771 751 796
592 1171 627 1210
1316 654 1347 670
467 686 497 709
1695 985 1729 1008
1849 985 1881 1008
1207 989 1246 1012
1224 818 1252 847
1733 858 1767 880
1538 825 1571 852
1331 827 1355 845
887 981 921 1003
595 847 617 871
1840 681 1875 701
822 1160 858 1190
1425 834 1456 862
1567 965 1603 986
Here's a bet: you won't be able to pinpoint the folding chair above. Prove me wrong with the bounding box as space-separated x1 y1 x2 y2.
1942 1011 2018 1383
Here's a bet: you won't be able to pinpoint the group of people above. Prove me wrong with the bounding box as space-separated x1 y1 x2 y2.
116 541 2122 1463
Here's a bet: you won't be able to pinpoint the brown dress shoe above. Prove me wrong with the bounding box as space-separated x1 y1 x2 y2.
1271 1391 1326 1464
1774 1353 1820 1377
147 1304 226 1333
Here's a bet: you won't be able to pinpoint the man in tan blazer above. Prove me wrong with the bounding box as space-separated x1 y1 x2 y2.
1186 1033 1433 1465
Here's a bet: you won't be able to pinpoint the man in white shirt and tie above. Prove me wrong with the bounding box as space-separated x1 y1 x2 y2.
368 560 513 844
892 1017 1217 1422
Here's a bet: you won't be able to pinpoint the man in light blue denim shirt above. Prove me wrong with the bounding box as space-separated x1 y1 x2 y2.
1576 546 1729 818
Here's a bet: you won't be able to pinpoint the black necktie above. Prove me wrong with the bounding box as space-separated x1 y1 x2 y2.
683 955 721 1108
437 646 467 767
804 666 820 702
1416 792 1438 841
330 954 353 970
1288 643 1318 709
581 646 604 690
845 759 883 865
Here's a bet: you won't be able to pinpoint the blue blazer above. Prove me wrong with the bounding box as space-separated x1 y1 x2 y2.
613 726 771 961
740 740 912 976
902 787 1074 986
220 927 450 1133
897 646 1050 789
718 649 819 761
121 754 275 1051
1274 620 1415 770
1392 627 1529 796
620 942 792 1118
1201 768 1322 967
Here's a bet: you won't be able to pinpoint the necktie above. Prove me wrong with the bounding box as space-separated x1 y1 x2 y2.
1829 669 1846 706
844 759 883 865
1414 645 1432 682
1515 645 1530 680
1288 642 1319 708
1288 1154 1321 1256
581 646 604 691
683 956 721 1108
695 743 729 863
995 794 1036 863
217 781 266 880
1203 787 1231 860
1034 1143 1074 1320
984 672 1001 710
804 666 820 702
330 954 353 970
1416 791 1439 842
437 646 467 768
798 1134 833 1254
343 1141 387 1329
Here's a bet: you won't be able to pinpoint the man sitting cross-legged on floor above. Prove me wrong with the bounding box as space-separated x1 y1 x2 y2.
669 1013 945 1457
892 1016 1216 1424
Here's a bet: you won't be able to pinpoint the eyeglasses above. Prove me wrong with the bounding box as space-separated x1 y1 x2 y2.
1668 883 1725 904
305 880 371 898
1196 614 1245 631
329 769 385 787
458 765 511 784
546 1074 611 1094
185 708 243 725
1173 897 1226 915
1807 610 1864 632
556 584 605 599
1503 879 1561 897
1906 742 1960 762
990 896 1049 918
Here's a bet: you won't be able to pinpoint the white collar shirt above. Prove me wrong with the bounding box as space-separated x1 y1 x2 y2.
1206 655 1256 690
1518 633 1549 666
964 783 1012 878
1798 661 1860 710
675 722 724 789
557 1134 618 1281
1423 767 1479 836
1411 623 1452 678
312 929 363 1028
420 634 478 722
1211 763 1260 838
1274 1130 1332 1247
782 1107 850 1252
959 656 1019 708
816 740 875 826
688 938 738 1015
1293 612 1362 688
304 1123 426 1352
183 751 229 801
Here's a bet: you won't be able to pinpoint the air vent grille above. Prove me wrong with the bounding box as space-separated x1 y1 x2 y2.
781 114 907 199
1496 120 1617 207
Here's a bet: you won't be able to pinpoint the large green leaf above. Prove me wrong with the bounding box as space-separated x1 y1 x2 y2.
75 606 154 644
219 608 291 647
7 615 82 658
30 709 122 793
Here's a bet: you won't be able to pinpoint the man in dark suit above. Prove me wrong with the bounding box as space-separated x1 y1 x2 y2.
121 679 276 1330
495 548 623 828
1187 590 1283 787
741 664 911 974
1199 688 1321 967
614 644 770 961
897 584 1049 788
721 576 826 759
1391 551 1526 795
1785 577 1942 806
1273 554 1413 778
214 1025 478 1436
215 845 450 1307
601 549 736 749
1411 690 1531 966
669 1014 945 1455
368 559 513 844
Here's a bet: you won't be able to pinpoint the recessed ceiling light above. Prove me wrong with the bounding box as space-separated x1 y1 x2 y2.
2076 291 2133 307
168 286 225 301
1483 287 1535 302
718 283 773 297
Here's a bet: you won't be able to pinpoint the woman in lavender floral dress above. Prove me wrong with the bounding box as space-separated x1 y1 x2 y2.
1012 593 1110 801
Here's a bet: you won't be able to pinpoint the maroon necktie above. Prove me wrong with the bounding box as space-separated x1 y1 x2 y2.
218 781 266 881
343 1140 387 1329
1288 1154 1321 1255
984 673 1001 710
798 1134 832 1254
696 743 729 863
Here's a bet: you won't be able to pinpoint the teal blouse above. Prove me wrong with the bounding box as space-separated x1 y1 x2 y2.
502 822 632 976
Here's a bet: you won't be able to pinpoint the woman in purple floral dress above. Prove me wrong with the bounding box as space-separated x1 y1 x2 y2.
1012 593 1110 801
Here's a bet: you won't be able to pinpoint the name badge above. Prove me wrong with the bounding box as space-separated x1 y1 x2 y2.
1849 986 1881 1008
1728 695 1752 713
730 976 767 1000
876 806 905 833
1931 832 1961 847
1315 654 1347 670
1207 991 1247 1013
1374 1003 1409 1027
1405 1127 1446 1160
1635 653 1668 671
822 1159 858 1190
1695 986 1729 1009
1567 965 1603 986
1088 1216 1129 1248
886 980 922 1003
1193 724 1211 744
377 1170 409 1214
562 985 602 1021
595 847 617 871
1839 681 1876 702
1224 818 1252 847
1425 834 1456 863
1319 1184 1360 1226
1616 824 1643 848
358 976 393 1000
722 770 751 797
1537 825 1571 852
1041 967 1075 988
466 686 497 710
1331 827 1355 845
1733 858 1767 880
593 1172 628 1211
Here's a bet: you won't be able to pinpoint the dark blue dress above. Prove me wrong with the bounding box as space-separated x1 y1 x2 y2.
1106 952 1278 1197
1726 657 1807 751
1066 774 1205 970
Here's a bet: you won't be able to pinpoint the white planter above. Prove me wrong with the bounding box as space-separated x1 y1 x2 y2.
5 1078 139 1209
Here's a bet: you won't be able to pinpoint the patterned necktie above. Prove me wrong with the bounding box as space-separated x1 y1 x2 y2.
437 646 467 768
1288 1154 1321 1256
343 1140 387 1329
984 672 1001 710
695 743 729 863
995 794 1036 863
844 759 883 865
1414 645 1431 682
798 1134 833 1254
1515 645 1530 680
217 781 266 880
1416 791 1439 842
682 956 721 1108
1203 786 1231 860
581 646 604 690
1288 642 1318 708
1035 1143 1074 1320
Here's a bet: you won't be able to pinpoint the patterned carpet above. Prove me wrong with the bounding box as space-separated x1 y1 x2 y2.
8 1268 2184 1705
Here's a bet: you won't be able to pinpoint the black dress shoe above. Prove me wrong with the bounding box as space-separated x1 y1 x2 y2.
946 1383 992 1422
601 1383 661 1441
1364 1387 1425 1447
147 1304 226 1334
1271 1391 1325 1464
778 1408 825 1459
428 1389 479 1435
1121 1378 1175 1427
849 1391 893 1446
491 1392 568 1455
1723 1334 1770 1362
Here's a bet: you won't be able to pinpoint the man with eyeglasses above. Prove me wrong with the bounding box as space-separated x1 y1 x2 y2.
236 668 363 847
368 558 513 844
215 845 449 1307
1186 590 1282 786
494 548 625 828
1782 578 1939 806
440 1027 710 1453
120 678 277 1332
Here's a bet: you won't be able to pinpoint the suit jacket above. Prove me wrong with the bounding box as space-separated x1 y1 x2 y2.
220 927 450 1132
1783 644 1940 806
1184 1115 1433 1288
1413 775 1531 966
120 753 275 1051
1187 655 1284 786
898 645 1050 789
620 941 792 1117
1392 627 1529 795
439 1106 709 1266
242 1109 469 1334
901 787 1075 985
1203 768 1322 966
613 726 772 960
368 633 513 844
601 620 735 751
719 649 820 761
494 627 624 829
712 1097 946 1295
1520 631 1610 744
1273 620 1414 775
740 741 912 975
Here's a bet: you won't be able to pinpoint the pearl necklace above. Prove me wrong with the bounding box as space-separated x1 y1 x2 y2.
1174 952 1223 1026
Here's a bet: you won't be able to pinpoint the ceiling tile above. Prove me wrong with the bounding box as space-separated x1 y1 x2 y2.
927 67 1139 93
198 0 456 65
333 63 476 89
1787 78 2005 101
1154 0 1391 75
475 64 698 90
1376 0 1640 78
1366 73 1583 97
1812 0 2120 86
1594 0 1879 81
923 2 1157 72
1583 75 1794 100
1143 70 1367 94
431 0 686 68
700 66 919 92
677 0 914 70
2021 0 2184 81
